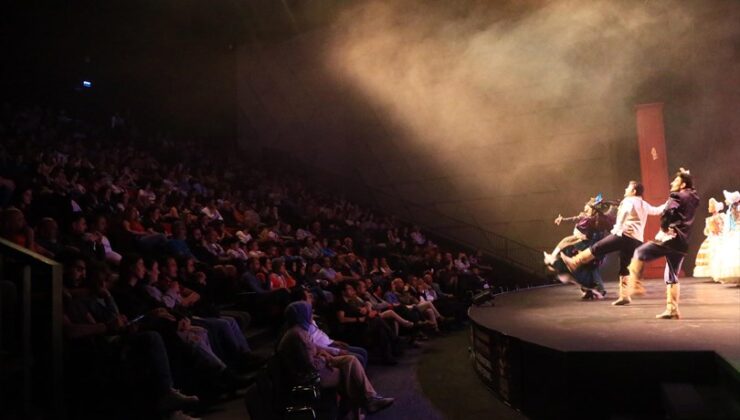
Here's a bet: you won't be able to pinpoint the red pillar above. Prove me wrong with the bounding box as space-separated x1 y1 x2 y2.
635 103 670 279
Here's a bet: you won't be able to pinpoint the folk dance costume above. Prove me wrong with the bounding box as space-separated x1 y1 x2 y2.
713 190 740 283
627 168 699 319
692 198 724 279
562 182 665 305
545 196 615 299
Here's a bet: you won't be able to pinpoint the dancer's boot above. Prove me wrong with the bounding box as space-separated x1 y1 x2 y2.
611 275 631 306
560 249 594 273
656 283 680 319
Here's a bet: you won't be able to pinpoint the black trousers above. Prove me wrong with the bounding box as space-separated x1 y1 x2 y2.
589 234 642 275
633 240 686 285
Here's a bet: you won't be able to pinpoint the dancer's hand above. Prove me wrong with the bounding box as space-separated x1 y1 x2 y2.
554 214 563 225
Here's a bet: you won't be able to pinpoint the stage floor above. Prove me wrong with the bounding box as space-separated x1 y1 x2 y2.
469 277 740 371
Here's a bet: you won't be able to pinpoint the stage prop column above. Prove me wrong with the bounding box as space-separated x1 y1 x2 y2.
635 103 671 279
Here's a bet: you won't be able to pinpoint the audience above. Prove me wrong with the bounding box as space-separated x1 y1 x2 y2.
0 103 496 418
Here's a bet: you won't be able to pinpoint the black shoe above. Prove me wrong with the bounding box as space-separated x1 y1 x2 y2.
365 395 394 414
234 352 267 372
220 368 250 389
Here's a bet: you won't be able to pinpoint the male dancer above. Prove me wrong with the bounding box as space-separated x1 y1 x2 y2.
628 168 699 319
561 181 665 305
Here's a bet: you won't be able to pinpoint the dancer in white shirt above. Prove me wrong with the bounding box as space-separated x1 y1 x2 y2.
562 181 665 305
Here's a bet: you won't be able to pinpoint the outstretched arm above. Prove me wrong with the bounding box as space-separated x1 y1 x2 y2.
646 200 667 216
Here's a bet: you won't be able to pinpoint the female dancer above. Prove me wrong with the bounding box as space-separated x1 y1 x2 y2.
545 195 616 299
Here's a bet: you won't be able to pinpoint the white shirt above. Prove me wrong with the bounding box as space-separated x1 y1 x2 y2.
308 320 340 355
611 196 665 241
410 231 426 245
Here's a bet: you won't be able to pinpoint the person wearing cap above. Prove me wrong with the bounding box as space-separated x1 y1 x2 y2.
561 181 665 304
546 195 616 299
626 168 700 319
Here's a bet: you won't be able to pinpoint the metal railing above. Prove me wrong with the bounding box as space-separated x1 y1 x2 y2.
366 186 548 278
0 237 63 419
256 148 547 279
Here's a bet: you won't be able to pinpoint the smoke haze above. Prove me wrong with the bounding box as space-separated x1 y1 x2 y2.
237 0 739 263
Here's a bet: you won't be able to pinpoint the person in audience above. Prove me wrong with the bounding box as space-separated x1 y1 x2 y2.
89 213 122 265
166 222 196 260
336 281 400 365
121 205 167 251
1 207 44 254
355 280 414 332
385 278 444 334
278 301 394 419
269 258 297 290
0 103 506 417
295 289 369 367
35 216 62 257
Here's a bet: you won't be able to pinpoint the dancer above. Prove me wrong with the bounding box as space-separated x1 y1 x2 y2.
545 195 616 299
561 181 665 305
692 198 724 279
626 168 699 319
714 190 740 283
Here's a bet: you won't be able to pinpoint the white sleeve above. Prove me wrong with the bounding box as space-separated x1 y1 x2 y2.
645 200 666 216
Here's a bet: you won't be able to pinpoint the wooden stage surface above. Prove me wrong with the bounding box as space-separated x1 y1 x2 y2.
469 277 740 371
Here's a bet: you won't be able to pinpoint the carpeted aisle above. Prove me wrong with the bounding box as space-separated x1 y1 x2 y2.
207 329 526 419
368 329 526 420
413 330 526 420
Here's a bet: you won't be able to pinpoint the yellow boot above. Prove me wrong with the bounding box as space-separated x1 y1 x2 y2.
560 249 595 273
656 284 680 319
633 279 646 296
612 275 631 306
614 259 644 305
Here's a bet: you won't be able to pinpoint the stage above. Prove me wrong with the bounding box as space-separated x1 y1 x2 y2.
468 278 740 419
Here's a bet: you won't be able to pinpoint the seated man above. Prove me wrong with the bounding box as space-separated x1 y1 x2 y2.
296 289 368 368
278 301 394 419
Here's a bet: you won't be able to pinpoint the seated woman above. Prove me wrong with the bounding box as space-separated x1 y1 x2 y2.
269 258 297 290
385 278 444 334
417 274 467 323
355 279 414 334
278 301 394 419
121 205 167 252
335 281 400 365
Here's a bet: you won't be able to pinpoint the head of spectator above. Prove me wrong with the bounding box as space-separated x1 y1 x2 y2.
15 186 33 210
90 214 108 235
171 222 187 240
322 257 332 269
145 206 161 223
190 226 204 243
341 281 358 301
0 207 27 240
145 259 161 286
120 254 146 287
391 278 406 293
205 228 219 244
248 257 261 273
69 213 87 236
284 300 312 331
122 205 140 223
162 256 179 280
85 261 114 298
37 217 59 243
62 252 87 290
